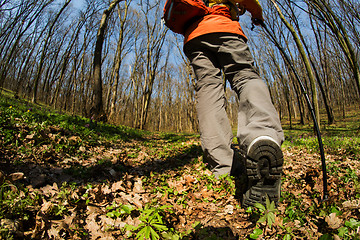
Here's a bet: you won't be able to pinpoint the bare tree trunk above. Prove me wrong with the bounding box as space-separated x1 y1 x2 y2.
176 41 198 132
92 0 123 121
138 3 168 129
14 23 47 97
129 42 143 128
44 23 73 104
270 49 293 128
65 46 82 112
108 1 131 121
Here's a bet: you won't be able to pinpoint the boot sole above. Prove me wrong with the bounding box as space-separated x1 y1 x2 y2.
242 139 283 207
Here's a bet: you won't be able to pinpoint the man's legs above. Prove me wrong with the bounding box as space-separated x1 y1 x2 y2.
184 36 234 178
185 33 285 205
214 33 284 205
213 33 284 147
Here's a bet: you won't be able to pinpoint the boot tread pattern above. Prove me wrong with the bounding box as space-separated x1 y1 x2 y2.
243 139 283 207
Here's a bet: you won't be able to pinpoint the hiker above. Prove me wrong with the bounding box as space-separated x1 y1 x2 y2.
165 0 285 206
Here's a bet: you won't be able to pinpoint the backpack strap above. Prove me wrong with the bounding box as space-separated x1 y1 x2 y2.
208 0 243 20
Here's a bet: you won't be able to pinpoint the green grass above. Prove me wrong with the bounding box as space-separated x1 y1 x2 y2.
0 92 145 145
281 109 360 157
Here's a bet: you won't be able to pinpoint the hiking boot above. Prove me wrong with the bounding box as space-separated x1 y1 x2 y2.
242 136 283 207
230 145 246 177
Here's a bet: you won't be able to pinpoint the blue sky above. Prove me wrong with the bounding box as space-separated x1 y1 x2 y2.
70 0 85 9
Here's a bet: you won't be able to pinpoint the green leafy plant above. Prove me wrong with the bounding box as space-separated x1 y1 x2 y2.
52 204 68 217
249 228 263 239
125 204 179 240
106 203 134 219
337 218 360 239
0 182 41 221
254 197 278 228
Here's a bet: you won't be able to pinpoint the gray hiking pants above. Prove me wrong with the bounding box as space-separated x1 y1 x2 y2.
184 33 284 177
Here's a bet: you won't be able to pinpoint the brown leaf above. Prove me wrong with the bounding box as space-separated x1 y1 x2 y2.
184 174 197 186
325 213 342 229
133 178 144 193
32 201 53 238
114 218 127 229
131 194 143 209
197 211 206 219
343 200 360 209
8 172 25 182
294 220 302 228
86 205 101 215
63 212 76 226
40 201 53 214
91 186 105 203
47 224 61 239
85 213 103 239
99 215 114 227
111 181 125 192
333 234 342 240
126 181 132 189
179 215 186 227
102 184 112 195
224 205 234 214
313 181 323 193
200 188 213 199
79 146 86 152
204 169 212 176
68 136 81 142
167 179 187 194
25 134 35 139
167 179 177 188
40 183 59 197
175 184 187 194
119 192 143 208
86 220 102 238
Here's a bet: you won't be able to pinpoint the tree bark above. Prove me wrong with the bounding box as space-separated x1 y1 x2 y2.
138 1 168 130
108 1 131 122
92 0 123 122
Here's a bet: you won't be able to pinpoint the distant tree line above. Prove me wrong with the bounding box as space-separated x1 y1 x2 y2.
0 0 359 132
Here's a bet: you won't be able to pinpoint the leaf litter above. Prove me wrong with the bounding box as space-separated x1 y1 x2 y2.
1 122 360 239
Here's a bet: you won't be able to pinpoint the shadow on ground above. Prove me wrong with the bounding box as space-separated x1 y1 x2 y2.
0 135 203 189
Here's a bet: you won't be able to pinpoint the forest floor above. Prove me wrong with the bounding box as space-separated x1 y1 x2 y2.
1 91 360 240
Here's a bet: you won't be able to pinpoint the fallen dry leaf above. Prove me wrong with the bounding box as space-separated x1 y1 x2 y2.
8 172 25 182
111 180 125 192
133 178 145 193
224 205 234 214
326 211 342 230
40 183 59 197
85 213 103 239
342 199 360 209
184 174 197 185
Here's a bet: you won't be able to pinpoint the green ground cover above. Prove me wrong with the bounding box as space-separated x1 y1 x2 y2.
1 92 359 239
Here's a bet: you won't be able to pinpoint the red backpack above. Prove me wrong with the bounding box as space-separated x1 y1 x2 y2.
163 0 211 35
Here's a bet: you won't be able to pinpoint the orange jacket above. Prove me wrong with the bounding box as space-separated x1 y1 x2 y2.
184 0 263 44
